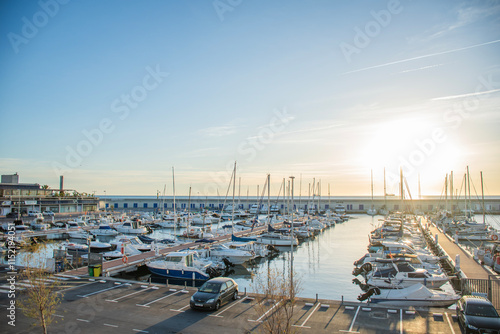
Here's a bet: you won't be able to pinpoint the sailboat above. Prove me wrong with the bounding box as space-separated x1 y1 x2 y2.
367 169 377 216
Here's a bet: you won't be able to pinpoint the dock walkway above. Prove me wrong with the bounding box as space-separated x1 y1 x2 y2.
426 220 493 279
64 223 276 276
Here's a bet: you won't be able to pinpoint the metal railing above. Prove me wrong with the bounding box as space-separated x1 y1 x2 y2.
460 275 500 310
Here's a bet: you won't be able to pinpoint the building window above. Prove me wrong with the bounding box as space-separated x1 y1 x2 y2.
164 203 168 209
124 203 128 208
394 205 399 210
153 203 158 208
143 203 148 208
114 203 118 209
428 205 433 211
359 204 364 210
133 203 138 208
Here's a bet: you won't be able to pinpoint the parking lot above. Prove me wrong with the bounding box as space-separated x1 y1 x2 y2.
0 270 461 333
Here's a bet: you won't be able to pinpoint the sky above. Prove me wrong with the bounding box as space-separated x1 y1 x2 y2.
1 0 500 197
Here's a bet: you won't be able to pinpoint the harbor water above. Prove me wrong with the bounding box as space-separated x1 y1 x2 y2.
4 214 499 303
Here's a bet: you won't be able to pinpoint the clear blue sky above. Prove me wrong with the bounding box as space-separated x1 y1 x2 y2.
1 0 499 197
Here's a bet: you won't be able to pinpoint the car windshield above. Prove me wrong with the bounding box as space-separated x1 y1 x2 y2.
199 282 221 293
466 303 500 317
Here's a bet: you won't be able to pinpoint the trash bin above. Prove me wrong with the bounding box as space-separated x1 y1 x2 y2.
93 264 102 277
55 261 64 273
88 265 94 276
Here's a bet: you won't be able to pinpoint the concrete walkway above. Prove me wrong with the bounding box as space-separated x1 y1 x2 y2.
426 222 492 279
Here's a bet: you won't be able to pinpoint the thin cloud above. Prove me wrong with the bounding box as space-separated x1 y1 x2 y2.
432 88 500 101
342 39 500 75
198 125 241 137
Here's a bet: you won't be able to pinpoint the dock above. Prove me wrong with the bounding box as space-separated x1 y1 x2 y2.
63 223 277 276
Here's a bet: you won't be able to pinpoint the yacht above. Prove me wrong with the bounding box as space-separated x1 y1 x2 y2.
146 251 222 280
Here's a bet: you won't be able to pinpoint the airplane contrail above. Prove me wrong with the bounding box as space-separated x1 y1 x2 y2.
342 39 500 75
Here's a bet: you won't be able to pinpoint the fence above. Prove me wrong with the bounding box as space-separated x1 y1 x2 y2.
460 275 500 310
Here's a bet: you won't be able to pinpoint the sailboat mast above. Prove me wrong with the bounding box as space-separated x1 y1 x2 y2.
267 174 271 224
400 168 404 214
172 167 176 237
231 162 236 232
481 171 485 224
450 171 454 214
445 174 448 211
467 166 471 216
383 168 387 208
370 169 374 210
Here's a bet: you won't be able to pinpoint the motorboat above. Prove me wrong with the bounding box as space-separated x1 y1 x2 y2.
205 244 254 265
114 220 148 234
90 224 119 236
363 261 449 289
111 235 153 252
64 221 92 240
334 204 346 214
358 283 460 307
146 251 223 280
255 232 298 247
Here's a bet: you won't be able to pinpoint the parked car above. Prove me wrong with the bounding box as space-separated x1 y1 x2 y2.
6 212 18 218
456 295 500 333
190 277 238 311
28 210 41 217
43 211 55 216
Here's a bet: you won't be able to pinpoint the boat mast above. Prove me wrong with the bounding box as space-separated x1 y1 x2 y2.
267 174 271 225
400 168 404 215
370 169 374 211
445 174 448 212
231 162 236 234
467 166 471 217
383 168 387 211
481 171 485 224
172 167 176 237
450 171 454 215
299 174 302 212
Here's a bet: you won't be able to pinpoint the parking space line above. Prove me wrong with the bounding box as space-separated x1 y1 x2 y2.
400 309 403 334
209 296 248 317
248 300 282 322
293 302 320 328
137 289 185 307
171 303 191 312
57 280 99 294
133 330 149 333
77 318 90 322
104 323 118 328
339 305 361 333
106 287 153 302
77 283 126 298
444 312 456 334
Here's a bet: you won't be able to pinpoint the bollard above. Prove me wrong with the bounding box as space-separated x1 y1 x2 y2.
316 293 318 303
244 287 247 296
341 295 344 305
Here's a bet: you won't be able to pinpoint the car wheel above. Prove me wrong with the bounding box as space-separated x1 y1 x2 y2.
232 290 238 300
215 300 221 311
